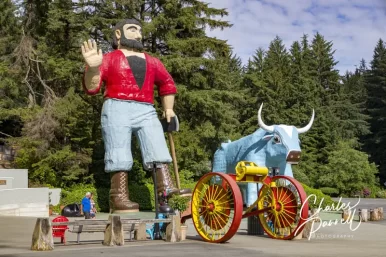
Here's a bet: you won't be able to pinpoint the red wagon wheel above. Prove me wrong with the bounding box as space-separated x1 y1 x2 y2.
257 176 308 240
191 172 243 243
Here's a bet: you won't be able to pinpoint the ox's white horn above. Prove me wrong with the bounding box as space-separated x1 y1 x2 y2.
258 103 274 132
297 109 315 134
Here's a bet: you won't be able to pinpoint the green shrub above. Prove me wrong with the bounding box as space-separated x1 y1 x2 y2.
128 182 197 211
60 184 101 210
168 194 190 213
368 184 382 198
376 190 386 198
301 183 338 210
52 205 62 214
319 187 339 196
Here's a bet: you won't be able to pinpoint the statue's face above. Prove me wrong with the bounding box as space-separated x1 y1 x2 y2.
122 23 142 41
114 23 143 50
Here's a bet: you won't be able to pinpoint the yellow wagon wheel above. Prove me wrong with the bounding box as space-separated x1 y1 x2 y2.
257 175 309 240
191 172 243 243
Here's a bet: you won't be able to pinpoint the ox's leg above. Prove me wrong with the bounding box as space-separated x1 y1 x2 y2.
238 184 247 206
244 183 264 208
281 163 294 178
212 150 227 173
246 183 258 207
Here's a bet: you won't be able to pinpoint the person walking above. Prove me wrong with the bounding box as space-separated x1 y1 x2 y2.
80 192 92 219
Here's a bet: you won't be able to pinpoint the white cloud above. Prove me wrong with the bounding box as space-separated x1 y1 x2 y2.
204 0 386 74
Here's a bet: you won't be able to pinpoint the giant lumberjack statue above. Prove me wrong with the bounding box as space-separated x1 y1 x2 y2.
81 18 191 213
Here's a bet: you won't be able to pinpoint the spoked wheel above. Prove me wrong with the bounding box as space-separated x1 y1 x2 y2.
257 176 308 240
191 172 243 243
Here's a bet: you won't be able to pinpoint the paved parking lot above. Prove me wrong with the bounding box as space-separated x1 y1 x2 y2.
1 198 386 257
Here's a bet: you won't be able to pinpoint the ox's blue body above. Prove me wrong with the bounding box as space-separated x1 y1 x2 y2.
212 125 302 206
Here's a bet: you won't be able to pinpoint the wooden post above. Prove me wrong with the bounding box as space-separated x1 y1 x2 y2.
378 207 384 220
370 208 381 221
359 209 368 222
165 213 182 242
300 209 319 240
291 223 304 240
134 223 147 240
311 208 321 222
103 215 124 246
342 209 352 222
302 222 313 239
293 230 303 240
31 218 54 251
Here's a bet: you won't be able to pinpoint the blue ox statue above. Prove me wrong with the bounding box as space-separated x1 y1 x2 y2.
212 103 314 206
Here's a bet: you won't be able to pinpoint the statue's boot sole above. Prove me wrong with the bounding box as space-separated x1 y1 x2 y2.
110 208 139 213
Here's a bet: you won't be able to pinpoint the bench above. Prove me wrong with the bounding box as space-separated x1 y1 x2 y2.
69 219 139 243
37 216 175 250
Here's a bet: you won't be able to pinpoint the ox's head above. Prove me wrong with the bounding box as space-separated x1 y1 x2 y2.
258 103 314 168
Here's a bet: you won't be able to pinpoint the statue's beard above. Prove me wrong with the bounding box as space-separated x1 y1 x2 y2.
120 37 144 51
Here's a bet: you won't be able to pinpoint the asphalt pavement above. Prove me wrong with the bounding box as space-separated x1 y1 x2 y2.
332 197 386 210
0 198 386 257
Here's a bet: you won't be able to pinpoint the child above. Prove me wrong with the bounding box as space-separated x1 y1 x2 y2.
90 193 97 219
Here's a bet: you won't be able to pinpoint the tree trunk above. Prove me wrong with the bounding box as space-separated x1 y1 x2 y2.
370 208 380 221
165 211 182 242
359 209 368 222
103 215 124 246
134 223 147 240
311 208 321 222
378 207 384 220
342 209 352 222
302 222 313 239
31 218 54 251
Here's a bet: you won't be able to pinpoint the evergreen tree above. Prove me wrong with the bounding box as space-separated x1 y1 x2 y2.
337 61 370 140
363 39 386 185
0 0 24 139
1 0 384 193
241 36 292 136
288 35 320 186
308 33 341 166
135 1 247 177
241 47 267 135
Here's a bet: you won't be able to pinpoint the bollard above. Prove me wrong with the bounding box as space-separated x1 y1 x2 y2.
103 215 124 246
31 218 54 251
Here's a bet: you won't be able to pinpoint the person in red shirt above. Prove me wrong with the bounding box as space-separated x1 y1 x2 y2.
81 18 190 213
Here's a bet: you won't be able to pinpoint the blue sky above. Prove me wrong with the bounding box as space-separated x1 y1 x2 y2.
205 0 386 74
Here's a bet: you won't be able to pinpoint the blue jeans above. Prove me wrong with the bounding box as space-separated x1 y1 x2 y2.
101 98 172 172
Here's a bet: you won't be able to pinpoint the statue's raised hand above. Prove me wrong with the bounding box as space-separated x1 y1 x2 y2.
81 39 103 68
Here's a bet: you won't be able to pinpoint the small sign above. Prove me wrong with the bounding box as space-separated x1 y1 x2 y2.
0 180 6 185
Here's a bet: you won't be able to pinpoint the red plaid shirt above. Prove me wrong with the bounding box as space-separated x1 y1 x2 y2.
83 50 177 104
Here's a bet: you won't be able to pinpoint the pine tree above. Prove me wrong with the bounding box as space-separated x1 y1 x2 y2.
0 0 24 138
363 39 386 185
287 35 320 186
129 1 247 177
241 36 292 135
6 0 102 187
308 33 341 164
337 61 370 140
241 47 267 135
